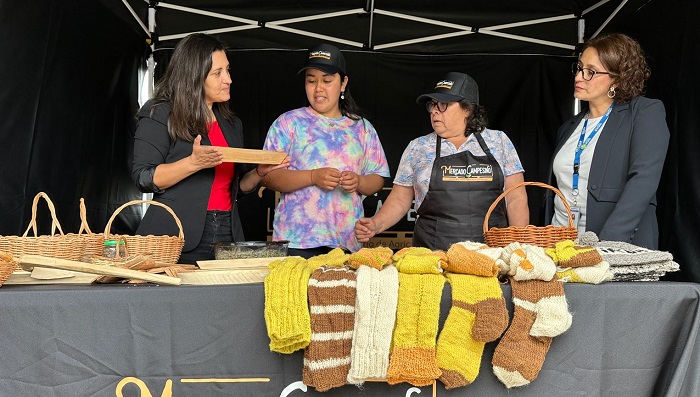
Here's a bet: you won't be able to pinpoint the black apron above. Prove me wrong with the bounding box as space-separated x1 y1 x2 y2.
412 132 508 250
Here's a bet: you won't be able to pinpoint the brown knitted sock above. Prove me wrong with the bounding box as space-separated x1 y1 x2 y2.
302 265 357 392
492 277 572 388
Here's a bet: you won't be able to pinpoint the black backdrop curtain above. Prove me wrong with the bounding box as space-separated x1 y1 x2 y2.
1 0 699 282
0 0 143 237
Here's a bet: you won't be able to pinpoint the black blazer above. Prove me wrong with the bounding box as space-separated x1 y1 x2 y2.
132 100 247 251
545 96 670 249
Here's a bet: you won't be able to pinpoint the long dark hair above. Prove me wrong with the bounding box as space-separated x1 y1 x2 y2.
151 33 234 142
459 100 488 135
338 72 363 121
583 33 650 103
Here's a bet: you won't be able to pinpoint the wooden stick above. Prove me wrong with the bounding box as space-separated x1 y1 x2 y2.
19 255 181 285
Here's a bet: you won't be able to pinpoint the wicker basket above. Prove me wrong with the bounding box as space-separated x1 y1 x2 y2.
69 198 105 262
0 251 18 286
0 192 84 260
104 200 184 264
483 181 578 248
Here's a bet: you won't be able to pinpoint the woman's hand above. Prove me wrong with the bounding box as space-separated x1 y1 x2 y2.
190 135 223 171
311 167 342 190
355 217 378 242
339 171 359 193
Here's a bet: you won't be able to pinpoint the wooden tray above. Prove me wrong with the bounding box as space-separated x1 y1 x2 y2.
180 269 269 285
219 148 286 164
5 270 100 285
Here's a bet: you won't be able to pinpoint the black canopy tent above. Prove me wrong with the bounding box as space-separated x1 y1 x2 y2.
1 0 698 282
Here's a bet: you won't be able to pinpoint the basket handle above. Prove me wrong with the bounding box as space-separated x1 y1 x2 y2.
482 181 575 234
104 200 184 239
22 192 66 237
78 198 93 234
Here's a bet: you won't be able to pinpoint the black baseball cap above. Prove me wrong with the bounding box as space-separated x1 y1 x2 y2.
416 72 479 105
298 43 347 76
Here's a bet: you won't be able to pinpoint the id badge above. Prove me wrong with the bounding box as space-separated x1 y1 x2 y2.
570 206 581 229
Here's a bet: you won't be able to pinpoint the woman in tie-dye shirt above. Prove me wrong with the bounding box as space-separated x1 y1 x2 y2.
260 44 390 258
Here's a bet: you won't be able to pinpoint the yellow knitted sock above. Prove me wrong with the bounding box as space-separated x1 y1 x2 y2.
347 246 394 270
436 273 508 389
307 247 349 268
264 257 315 354
387 254 445 386
545 240 603 268
492 278 572 388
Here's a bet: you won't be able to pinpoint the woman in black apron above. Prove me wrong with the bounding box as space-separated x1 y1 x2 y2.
355 72 529 251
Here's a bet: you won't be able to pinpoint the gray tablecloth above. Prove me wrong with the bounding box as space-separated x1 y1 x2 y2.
0 281 698 397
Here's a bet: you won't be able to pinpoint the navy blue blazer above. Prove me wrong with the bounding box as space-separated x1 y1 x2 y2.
132 100 247 251
545 96 670 249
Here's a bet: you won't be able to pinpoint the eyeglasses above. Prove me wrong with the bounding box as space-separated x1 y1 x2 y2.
572 63 615 81
426 101 449 113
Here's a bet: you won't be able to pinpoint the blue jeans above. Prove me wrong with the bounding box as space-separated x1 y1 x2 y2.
179 210 233 265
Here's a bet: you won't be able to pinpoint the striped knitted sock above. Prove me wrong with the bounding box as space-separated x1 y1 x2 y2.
556 261 613 284
387 253 445 386
347 246 394 270
545 240 603 268
492 278 572 388
436 273 508 389
264 257 315 354
347 265 399 384
303 265 357 392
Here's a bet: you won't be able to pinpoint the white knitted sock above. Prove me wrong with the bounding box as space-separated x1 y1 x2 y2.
347 265 399 384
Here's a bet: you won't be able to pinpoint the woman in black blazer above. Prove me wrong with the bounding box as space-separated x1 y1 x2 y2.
132 33 289 264
546 33 669 249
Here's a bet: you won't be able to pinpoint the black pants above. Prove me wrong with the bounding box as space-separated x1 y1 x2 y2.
287 246 344 259
178 210 233 265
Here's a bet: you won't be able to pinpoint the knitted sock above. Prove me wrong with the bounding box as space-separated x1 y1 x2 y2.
556 261 613 284
264 257 315 354
436 273 508 389
445 243 500 277
347 265 399 384
545 240 603 268
492 278 572 388
347 246 394 270
387 255 445 386
307 247 350 268
391 247 445 274
303 266 357 392
503 242 556 281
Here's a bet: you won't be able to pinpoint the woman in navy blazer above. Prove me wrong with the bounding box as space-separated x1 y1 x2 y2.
132 33 288 264
545 33 669 249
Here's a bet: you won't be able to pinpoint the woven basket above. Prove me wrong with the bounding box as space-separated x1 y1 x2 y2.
0 251 18 286
104 200 184 264
483 181 578 248
0 192 84 260
69 198 105 262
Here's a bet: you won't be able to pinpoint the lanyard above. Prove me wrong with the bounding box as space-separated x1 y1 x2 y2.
572 103 614 202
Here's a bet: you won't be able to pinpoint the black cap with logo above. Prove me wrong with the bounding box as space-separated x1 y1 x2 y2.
416 72 479 105
298 43 347 76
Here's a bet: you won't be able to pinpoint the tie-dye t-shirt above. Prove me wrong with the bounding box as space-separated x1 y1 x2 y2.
263 107 390 252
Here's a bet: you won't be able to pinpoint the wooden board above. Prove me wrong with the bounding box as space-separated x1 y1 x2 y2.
19 255 181 285
179 269 269 285
196 257 286 270
4 270 100 285
219 147 286 164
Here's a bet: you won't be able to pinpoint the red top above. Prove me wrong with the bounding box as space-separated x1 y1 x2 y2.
206 121 234 211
